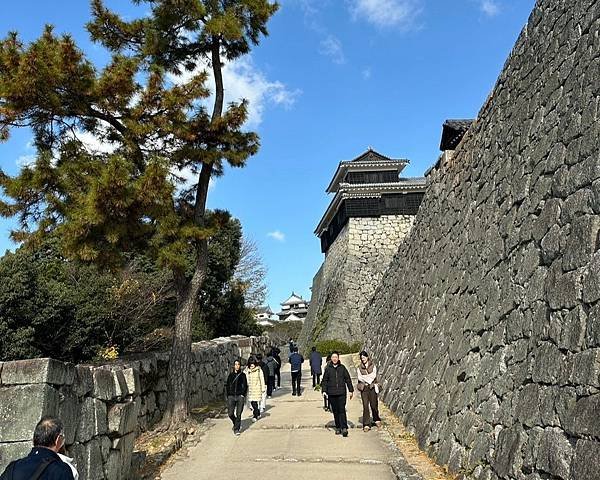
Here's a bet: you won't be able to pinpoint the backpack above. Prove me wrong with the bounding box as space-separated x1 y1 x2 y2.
2 457 57 480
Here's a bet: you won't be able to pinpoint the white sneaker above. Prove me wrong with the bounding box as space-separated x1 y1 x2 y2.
252 418 258 423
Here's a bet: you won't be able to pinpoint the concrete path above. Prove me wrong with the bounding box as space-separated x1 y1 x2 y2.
161 357 422 480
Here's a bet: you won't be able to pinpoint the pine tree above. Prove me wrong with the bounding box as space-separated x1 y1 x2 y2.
0 0 278 426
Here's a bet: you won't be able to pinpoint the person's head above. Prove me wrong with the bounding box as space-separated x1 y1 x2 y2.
311 346 316 352
33 416 65 452
256 353 263 362
233 359 241 372
331 352 340 365
248 357 257 369
359 351 369 364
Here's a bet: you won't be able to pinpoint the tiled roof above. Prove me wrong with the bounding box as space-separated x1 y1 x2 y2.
440 119 474 151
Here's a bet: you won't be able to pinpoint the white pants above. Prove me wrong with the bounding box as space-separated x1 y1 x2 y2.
260 390 267 411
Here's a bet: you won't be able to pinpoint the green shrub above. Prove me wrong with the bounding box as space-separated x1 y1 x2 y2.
313 339 362 356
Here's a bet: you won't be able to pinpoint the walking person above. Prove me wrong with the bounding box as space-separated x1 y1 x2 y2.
256 353 269 412
323 353 332 411
225 359 248 435
321 352 354 437
246 357 266 422
0 416 75 480
273 346 282 389
264 350 279 398
309 346 322 387
357 350 382 432
288 346 304 396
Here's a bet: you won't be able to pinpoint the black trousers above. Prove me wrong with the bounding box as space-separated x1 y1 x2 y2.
250 400 260 418
361 387 381 426
267 376 275 396
329 394 348 430
227 395 244 431
291 371 301 394
275 368 281 387
312 372 321 387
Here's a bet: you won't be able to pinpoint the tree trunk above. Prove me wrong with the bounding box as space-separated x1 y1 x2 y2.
162 38 225 428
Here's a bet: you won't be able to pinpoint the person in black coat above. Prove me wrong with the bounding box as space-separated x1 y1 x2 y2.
0 416 74 480
309 346 323 387
321 352 354 437
272 347 282 389
225 359 248 435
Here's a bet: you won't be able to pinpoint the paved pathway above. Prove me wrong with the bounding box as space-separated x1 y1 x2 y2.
161 357 422 480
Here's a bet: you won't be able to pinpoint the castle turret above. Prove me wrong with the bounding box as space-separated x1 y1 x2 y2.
299 149 426 347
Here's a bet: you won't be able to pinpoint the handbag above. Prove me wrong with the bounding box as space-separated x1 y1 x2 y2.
357 382 365 392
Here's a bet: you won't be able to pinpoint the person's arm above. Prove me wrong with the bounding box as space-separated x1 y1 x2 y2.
321 367 329 395
242 373 248 397
345 367 354 397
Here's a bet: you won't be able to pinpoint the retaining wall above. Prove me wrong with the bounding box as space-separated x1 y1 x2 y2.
365 1 600 479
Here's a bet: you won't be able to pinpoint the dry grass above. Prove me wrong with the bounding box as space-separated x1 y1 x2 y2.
380 403 456 480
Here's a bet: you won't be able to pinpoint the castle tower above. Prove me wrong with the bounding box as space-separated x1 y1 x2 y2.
299 148 426 347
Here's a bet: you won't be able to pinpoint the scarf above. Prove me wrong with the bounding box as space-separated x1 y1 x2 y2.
357 360 379 394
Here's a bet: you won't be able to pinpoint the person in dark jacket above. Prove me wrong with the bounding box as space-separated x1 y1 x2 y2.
288 347 304 396
256 353 269 412
272 347 282 389
225 359 248 435
323 353 332 411
0 416 74 480
264 351 279 398
309 346 323 387
321 352 354 437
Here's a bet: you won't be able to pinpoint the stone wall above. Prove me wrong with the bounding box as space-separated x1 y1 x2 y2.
299 214 415 348
364 1 600 479
0 335 267 479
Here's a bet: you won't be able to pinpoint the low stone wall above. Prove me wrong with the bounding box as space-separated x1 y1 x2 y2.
0 335 267 479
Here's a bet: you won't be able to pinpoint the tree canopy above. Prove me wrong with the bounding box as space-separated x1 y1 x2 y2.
0 0 278 424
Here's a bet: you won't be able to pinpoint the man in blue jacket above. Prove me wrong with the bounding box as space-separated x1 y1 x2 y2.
288 347 304 396
0 416 74 480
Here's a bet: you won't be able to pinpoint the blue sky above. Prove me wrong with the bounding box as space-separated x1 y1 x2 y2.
0 0 535 310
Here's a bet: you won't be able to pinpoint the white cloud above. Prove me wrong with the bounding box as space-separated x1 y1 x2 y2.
171 56 301 129
319 35 345 64
16 154 36 168
362 67 372 79
72 129 118 154
480 0 500 17
267 230 285 242
349 0 422 29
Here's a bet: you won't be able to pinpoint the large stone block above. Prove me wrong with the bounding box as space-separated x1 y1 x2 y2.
58 389 79 445
76 398 107 443
0 441 31 473
92 368 118 401
1 358 75 386
105 432 135 480
535 428 573 480
0 384 60 442
74 366 94 397
121 368 140 396
565 394 600 437
70 438 104 480
107 400 139 436
572 439 600 480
